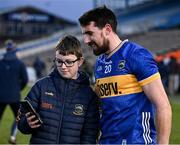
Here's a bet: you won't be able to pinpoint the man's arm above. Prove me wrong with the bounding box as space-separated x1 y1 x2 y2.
143 78 172 144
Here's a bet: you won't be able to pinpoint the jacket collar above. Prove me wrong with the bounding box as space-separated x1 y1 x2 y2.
3 51 17 61
49 68 90 86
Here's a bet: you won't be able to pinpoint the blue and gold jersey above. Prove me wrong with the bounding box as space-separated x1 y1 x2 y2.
95 40 160 144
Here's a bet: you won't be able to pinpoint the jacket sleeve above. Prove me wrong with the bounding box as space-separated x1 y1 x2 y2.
81 90 100 144
19 61 28 90
17 82 41 134
17 114 33 134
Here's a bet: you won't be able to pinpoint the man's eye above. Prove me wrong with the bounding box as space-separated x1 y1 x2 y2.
85 31 93 35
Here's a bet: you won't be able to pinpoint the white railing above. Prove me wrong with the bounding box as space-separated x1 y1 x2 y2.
0 26 81 58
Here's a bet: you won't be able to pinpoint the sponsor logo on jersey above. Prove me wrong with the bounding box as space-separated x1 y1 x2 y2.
96 80 120 97
96 75 143 98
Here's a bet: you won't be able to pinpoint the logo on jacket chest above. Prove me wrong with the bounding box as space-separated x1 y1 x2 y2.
73 104 84 116
45 91 54 96
41 102 54 109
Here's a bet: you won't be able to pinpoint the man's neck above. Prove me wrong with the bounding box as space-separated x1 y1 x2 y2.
106 34 122 54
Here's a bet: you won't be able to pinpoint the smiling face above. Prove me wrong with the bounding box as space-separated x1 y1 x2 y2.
54 35 84 79
55 51 83 79
81 22 109 56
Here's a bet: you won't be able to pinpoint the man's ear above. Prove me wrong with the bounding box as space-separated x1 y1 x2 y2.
104 24 112 35
78 57 84 67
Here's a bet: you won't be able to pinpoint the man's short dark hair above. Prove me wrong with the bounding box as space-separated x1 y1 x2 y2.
56 35 83 58
78 6 117 33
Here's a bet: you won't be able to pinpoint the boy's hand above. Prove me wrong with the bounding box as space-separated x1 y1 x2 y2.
26 112 41 128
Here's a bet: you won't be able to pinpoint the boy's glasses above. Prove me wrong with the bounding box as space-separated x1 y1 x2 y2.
54 58 80 67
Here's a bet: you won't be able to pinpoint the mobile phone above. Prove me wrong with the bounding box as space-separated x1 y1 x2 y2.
20 100 43 124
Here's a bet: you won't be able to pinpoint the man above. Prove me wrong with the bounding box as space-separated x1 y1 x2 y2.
33 56 46 79
79 6 171 144
0 40 28 144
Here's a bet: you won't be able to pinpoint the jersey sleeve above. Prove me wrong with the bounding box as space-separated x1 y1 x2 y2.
129 47 160 86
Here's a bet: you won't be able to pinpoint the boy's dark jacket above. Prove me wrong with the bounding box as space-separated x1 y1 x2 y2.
18 69 99 144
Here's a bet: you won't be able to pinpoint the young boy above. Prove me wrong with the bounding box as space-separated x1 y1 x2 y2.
17 35 99 144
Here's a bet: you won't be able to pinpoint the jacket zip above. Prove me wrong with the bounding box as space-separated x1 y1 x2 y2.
56 80 68 144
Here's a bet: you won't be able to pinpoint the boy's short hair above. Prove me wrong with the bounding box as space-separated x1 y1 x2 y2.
56 35 83 58
78 6 117 33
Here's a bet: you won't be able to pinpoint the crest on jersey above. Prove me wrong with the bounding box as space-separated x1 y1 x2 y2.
118 60 126 69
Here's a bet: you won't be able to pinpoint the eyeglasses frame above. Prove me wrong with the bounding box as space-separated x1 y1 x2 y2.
54 57 80 67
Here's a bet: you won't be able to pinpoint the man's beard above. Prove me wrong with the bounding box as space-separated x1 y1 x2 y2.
89 38 109 56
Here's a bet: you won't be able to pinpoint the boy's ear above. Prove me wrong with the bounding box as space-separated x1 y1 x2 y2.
78 57 84 67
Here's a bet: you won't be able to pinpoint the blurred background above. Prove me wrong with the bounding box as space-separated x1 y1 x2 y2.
0 0 180 144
